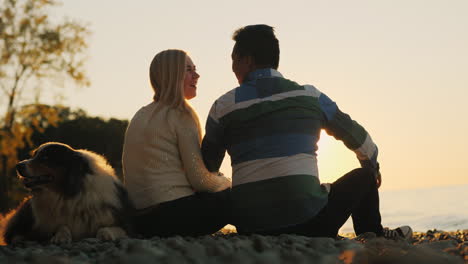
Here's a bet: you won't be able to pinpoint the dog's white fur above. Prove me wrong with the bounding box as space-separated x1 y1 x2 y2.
27 148 127 243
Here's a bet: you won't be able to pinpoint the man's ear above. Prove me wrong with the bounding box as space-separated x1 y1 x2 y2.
243 55 255 69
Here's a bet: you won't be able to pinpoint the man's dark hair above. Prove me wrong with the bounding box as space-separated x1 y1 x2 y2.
232 24 279 69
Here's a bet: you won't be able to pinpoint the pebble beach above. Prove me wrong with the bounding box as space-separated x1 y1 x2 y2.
0 229 466 264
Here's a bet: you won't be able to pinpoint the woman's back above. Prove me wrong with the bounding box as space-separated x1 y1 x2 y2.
123 102 196 209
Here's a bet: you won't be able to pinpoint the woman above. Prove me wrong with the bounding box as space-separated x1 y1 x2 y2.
122 49 231 237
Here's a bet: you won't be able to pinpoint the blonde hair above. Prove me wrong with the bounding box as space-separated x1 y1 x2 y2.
149 49 201 141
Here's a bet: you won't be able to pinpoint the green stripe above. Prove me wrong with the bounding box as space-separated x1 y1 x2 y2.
220 96 321 126
225 118 322 146
231 175 329 232
232 174 328 208
325 109 368 149
255 78 305 97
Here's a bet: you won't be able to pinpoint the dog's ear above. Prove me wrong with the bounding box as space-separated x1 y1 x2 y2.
64 153 91 198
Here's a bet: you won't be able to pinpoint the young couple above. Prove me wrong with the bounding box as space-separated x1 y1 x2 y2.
122 24 412 240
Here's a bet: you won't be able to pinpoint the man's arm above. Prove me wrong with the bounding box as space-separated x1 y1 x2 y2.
318 91 381 184
175 111 231 192
201 101 226 172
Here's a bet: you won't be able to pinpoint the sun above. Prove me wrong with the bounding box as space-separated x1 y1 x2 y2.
316 130 360 184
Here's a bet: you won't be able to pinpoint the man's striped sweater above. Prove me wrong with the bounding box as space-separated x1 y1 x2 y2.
201 68 379 233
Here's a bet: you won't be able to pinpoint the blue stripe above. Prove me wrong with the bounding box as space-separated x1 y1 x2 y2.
234 69 280 103
318 93 337 121
257 78 282 98
202 116 226 172
229 134 318 165
205 116 223 142
235 83 257 103
245 68 275 82
235 78 305 103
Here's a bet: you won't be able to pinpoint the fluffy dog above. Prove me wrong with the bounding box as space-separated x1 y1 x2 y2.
3 142 134 244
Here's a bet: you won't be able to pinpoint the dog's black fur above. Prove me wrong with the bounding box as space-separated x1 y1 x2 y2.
3 142 134 244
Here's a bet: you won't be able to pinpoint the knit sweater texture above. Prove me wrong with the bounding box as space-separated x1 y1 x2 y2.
123 102 231 210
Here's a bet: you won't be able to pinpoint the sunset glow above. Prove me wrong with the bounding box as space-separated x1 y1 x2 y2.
36 0 468 191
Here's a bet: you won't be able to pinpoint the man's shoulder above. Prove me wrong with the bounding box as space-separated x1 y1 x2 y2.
263 75 323 98
209 80 324 118
301 84 322 97
215 86 238 103
211 86 238 111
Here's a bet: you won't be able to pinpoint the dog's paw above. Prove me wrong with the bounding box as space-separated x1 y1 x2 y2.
50 226 72 244
96 227 127 241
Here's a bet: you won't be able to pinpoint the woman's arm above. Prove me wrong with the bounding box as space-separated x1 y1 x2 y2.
174 111 231 192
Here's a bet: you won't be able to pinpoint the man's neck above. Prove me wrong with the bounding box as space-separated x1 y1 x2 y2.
252 64 274 71
242 68 282 84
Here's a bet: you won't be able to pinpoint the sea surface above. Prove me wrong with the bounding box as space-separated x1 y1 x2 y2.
340 184 468 233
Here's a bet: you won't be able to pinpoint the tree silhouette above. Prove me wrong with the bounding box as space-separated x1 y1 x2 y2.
29 109 129 180
6 106 129 212
0 0 90 211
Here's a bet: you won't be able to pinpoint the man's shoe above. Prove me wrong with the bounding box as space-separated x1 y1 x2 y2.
354 232 378 242
382 225 413 241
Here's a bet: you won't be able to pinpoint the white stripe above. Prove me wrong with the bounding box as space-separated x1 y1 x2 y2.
207 103 219 123
232 153 319 186
209 90 236 122
218 89 319 119
269 69 284 78
355 134 377 161
303 85 322 97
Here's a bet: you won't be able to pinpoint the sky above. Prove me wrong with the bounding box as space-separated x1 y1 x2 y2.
35 0 468 190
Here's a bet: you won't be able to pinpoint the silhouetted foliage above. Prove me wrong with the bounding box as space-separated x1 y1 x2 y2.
0 0 90 212
5 106 129 213
27 109 128 179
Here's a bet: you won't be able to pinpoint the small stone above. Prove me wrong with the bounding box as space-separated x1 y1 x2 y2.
353 232 377 242
416 240 459 251
81 238 100 244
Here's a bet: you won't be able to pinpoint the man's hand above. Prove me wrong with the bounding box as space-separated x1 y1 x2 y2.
375 170 382 188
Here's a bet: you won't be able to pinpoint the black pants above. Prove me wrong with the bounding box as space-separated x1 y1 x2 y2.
135 189 231 238
258 168 384 237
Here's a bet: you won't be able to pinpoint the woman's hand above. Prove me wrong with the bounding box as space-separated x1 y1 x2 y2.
212 171 232 191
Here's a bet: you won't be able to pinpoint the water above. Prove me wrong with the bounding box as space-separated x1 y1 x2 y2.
340 184 468 233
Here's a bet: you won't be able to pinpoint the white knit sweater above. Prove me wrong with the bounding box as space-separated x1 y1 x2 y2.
122 102 231 210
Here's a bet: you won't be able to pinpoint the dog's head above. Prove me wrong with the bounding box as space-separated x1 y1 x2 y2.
16 142 91 198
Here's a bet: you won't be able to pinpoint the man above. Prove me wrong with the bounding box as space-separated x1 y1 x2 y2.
202 24 411 239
